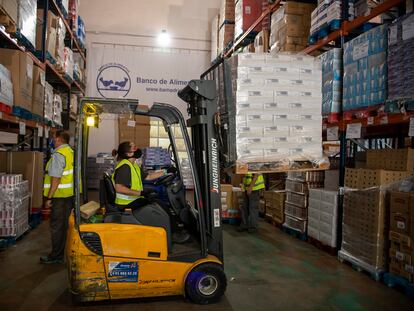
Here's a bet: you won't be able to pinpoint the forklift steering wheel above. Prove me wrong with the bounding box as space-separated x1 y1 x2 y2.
153 173 175 186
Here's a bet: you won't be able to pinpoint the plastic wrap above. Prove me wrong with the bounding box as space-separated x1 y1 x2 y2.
388 13 414 100
53 94 63 126
63 47 74 80
56 17 66 68
180 158 194 189
77 15 86 47
235 53 325 167
17 0 37 48
310 0 354 35
270 2 315 52
0 174 30 238
44 82 54 121
0 64 14 107
343 24 387 111
340 177 414 273
320 48 342 121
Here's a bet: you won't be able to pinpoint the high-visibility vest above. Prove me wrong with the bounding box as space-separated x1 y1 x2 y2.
242 173 265 191
112 159 143 205
43 145 75 198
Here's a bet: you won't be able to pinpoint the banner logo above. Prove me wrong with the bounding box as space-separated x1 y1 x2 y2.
96 63 131 98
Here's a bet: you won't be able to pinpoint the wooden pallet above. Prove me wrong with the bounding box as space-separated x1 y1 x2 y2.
0 6 17 33
307 236 337 256
383 273 414 299
282 225 307 241
338 250 383 282
235 160 329 174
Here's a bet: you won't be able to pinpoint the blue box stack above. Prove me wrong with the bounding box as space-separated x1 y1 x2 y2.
321 48 342 122
343 24 388 111
388 13 414 100
142 147 171 168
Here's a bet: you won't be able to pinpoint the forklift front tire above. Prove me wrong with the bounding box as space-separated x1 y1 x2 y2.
185 263 227 304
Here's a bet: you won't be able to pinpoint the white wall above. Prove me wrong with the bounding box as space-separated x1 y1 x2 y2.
80 0 220 156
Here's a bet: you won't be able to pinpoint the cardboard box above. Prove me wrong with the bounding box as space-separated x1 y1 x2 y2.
5 151 44 211
324 170 339 191
31 65 45 117
0 49 33 111
219 0 235 25
36 10 58 58
0 0 18 24
367 149 414 173
390 191 411 215
345 168 409 189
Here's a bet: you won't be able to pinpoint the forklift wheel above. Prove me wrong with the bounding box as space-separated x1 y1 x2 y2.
185 263 226 304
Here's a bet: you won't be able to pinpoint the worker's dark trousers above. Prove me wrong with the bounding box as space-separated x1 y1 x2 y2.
50 197 73 260
240 191 260 230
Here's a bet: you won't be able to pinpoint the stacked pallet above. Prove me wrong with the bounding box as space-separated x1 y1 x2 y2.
220 184 242 219
264 190 285 224
0 174 30 238
340 148 414 277
218 0 235 54
308 188 338 248
270 1 315 52
283 171 324 234
389 191 414 283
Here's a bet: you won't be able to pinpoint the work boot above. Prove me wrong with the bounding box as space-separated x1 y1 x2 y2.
40 255 64 264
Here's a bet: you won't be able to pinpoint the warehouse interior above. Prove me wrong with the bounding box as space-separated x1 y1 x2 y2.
1 0 414 310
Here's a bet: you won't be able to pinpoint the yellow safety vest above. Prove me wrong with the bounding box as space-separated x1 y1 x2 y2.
112 159 143 205
43 145 75 198
242 173 265 191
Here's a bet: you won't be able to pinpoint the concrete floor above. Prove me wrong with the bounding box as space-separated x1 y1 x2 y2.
0 220 413 311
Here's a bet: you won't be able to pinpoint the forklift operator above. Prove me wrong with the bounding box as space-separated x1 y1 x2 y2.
112 141 164 211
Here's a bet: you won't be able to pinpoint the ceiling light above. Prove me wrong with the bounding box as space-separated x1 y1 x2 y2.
157 29 171 47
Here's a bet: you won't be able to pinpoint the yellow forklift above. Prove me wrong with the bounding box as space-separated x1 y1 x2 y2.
67 80 226 304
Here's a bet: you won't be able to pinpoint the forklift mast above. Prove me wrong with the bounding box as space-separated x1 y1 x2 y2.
178 80 223 262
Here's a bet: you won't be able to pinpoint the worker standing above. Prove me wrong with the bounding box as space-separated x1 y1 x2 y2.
238 173 265 233
40 130 74 264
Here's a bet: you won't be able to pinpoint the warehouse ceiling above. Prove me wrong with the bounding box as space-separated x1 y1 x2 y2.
79 0 221 42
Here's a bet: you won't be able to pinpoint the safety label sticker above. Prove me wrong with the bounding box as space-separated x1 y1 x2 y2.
108 262 139 283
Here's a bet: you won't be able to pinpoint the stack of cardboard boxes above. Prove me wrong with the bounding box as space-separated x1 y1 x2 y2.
0 49 34 113
218 0 235 54
284 171 324 233
270 1 315 52
142 147 171 168
118 113 150 149
343 25 388 111
0 64 14 108
264 190 285 224
86 155 115 189
0 174 30 238
17 0 37 50
389 191 414 282
0 151 44 214
220 184 242 219
340 148 414 273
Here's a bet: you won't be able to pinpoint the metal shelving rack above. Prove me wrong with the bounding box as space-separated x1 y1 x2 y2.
0 0 86 151
200 0 410 248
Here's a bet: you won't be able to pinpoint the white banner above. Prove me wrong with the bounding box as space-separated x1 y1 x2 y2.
87 44 210 117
